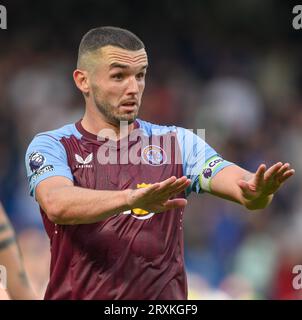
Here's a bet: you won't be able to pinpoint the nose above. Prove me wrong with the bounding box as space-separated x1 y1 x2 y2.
126 76 139 95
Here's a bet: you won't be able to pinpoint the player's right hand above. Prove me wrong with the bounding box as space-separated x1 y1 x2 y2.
126 176 191 213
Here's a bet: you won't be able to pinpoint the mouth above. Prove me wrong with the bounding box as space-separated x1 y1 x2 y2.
119 101 138 111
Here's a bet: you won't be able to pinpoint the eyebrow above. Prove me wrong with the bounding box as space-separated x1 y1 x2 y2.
109 62 148 70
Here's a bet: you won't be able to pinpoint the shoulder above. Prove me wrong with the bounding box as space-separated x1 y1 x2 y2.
27 123 82 148
25 123 82 162
33 123 81 142
138 119 200 138
137 119 193 139
137 119 181 136
136 119 201 143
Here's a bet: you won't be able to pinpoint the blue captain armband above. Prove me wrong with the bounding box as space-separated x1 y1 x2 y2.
198 155 232 192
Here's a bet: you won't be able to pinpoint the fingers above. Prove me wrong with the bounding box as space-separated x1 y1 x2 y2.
162 176 187 189
265 162 295 184
141 182 161 196
278 168 295 183
155 176 190 197
276 163 290 176
144 177 177 196
135 176 190 203
160 176 191 197
171 179 191 195
164 198 188 210
159 176 177 188
263 162 283 181
254 164 266 187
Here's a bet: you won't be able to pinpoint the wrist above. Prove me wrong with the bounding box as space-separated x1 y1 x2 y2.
123 188 135 210
244 193 273 210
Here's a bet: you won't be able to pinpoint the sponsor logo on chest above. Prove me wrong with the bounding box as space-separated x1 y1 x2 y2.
75 153 93 168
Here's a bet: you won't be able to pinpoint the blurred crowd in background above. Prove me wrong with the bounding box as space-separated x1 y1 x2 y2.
0 0 302 299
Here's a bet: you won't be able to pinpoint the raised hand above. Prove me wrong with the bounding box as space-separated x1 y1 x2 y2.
238 162 295 201
126 176 191 213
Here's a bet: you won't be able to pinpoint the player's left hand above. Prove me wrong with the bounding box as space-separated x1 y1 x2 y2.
237 162 295 201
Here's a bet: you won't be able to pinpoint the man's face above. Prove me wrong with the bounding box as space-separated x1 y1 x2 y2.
89 45 148 126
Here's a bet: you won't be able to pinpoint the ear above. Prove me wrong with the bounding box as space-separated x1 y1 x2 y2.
73 69 90 94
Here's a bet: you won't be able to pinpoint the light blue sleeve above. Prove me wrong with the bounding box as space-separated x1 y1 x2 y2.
25 134 74 198
176 127 234 196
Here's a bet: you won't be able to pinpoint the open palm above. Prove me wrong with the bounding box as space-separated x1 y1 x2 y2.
127 176 191 213
238 162 295 201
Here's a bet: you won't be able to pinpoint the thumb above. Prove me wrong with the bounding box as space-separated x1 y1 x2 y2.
238 179 249 190
238 179 257 194
164 198 188 210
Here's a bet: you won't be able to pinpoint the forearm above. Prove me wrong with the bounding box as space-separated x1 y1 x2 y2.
0 246 37 300
41 186 131 224
0 206 36 299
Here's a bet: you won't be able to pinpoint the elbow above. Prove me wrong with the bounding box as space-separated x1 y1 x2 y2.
44 197 80 225
45 204 65 224
47 209 65 224
42 192 68 224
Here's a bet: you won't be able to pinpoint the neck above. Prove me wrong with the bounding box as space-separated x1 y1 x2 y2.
81 107 135 141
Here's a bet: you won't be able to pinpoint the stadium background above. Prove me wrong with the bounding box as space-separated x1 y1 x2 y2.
0 0 301 299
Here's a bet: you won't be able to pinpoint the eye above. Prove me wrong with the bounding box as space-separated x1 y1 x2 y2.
136 72 146 80
111 73 124 80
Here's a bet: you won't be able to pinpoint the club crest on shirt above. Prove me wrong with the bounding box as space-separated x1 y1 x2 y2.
142 145 167 166
28 151 46 172
75 153 93 168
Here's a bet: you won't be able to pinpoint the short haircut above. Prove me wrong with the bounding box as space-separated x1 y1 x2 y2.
77 26 145 69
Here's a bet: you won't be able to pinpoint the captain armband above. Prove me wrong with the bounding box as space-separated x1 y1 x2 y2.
198 155 226 192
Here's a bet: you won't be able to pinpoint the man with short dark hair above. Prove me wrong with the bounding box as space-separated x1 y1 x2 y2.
25 26 294 299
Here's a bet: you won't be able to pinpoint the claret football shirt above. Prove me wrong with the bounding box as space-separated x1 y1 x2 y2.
25 119 233 300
